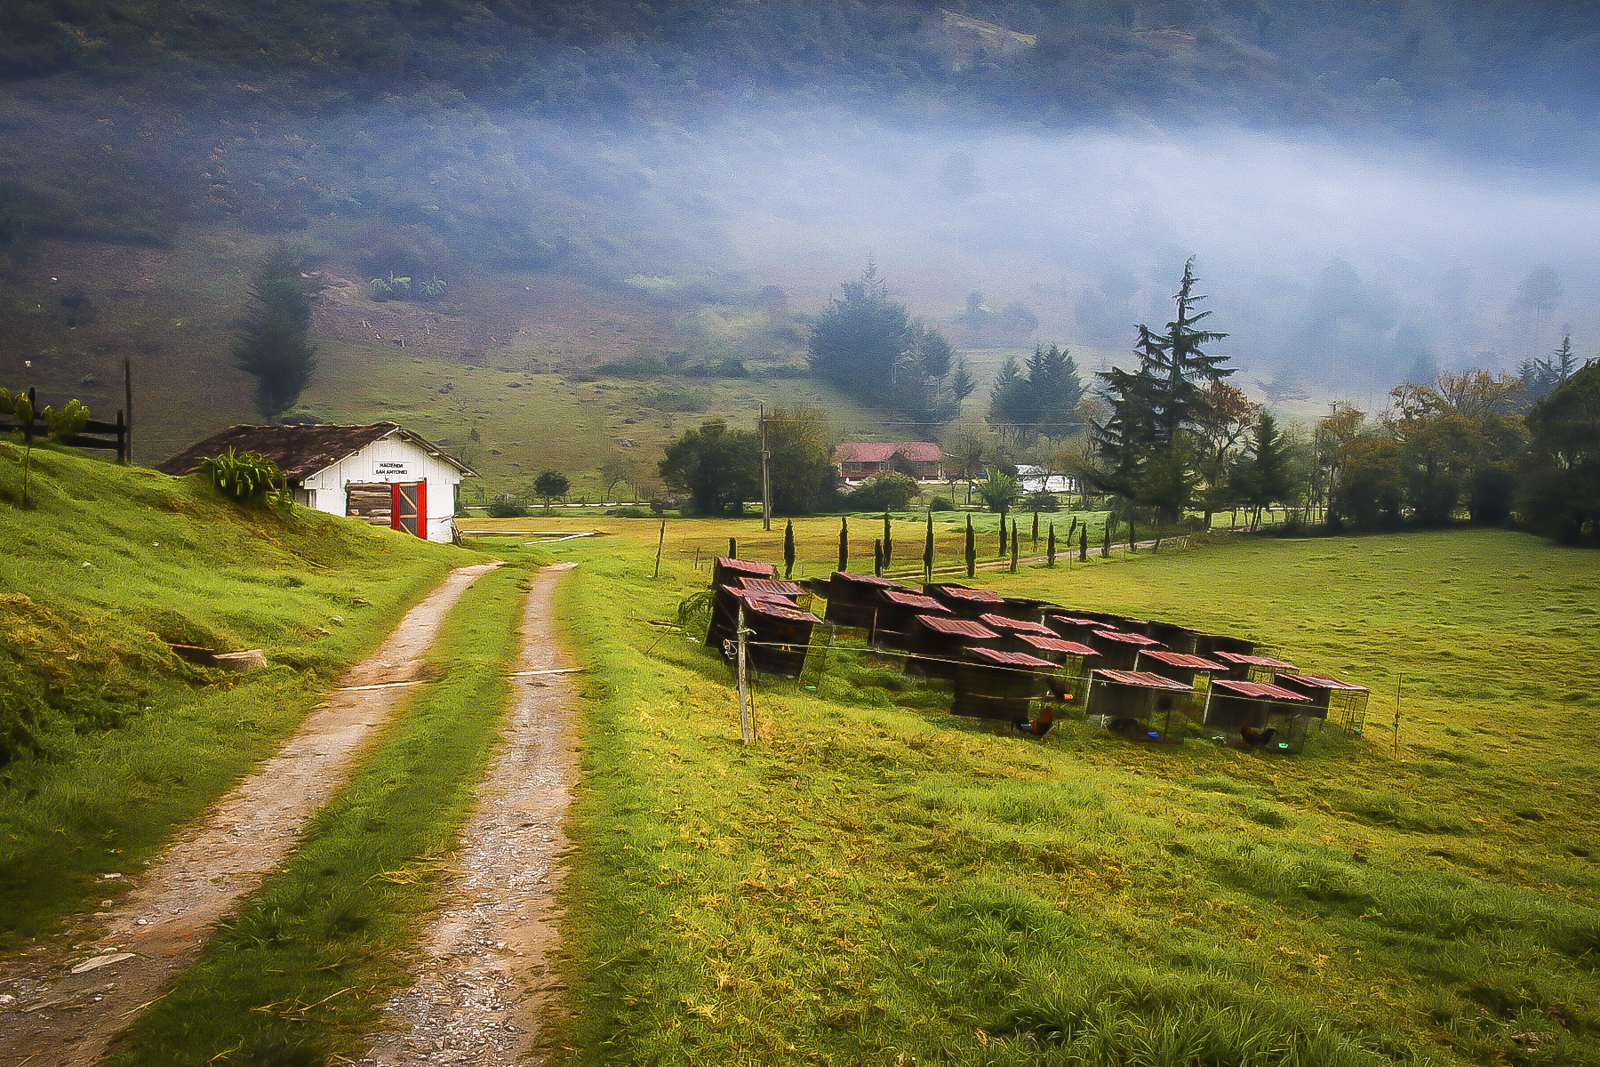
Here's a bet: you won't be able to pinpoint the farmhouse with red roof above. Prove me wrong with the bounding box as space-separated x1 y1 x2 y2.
832 442 944 482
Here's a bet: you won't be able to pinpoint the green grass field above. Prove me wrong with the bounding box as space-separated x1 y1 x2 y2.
521 518 1600 1066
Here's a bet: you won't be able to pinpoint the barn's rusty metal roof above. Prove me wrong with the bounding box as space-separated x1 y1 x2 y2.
1092 669 1192 691
1216 651 1298 671
1139 650 1224 670
880 590 948 611
1092 629 1164 647
1211 679 1311 701
978 613 1056 636
914 616 999 639
157 422 477 479
966 647 1056 669
1018 635 1098 657
739 578 801 597
1277 673 1369 692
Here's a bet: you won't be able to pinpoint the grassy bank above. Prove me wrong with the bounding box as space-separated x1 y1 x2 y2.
104 561 534 1066
0 443 478 950
539 523 1600 1066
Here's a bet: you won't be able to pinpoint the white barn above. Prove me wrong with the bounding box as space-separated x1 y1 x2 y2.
159 422 477 543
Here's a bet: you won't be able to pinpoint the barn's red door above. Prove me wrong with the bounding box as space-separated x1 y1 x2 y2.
390 481 426 537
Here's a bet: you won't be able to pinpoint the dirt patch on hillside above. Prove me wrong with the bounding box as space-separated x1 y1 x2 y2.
0 563 497 1067
314 271 683 372
356 561 580 1067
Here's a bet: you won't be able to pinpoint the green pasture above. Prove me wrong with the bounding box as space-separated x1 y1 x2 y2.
0 442 477 950
524 519 1600 1066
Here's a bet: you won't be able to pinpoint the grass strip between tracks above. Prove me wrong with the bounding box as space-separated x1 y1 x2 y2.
102 560 534 1066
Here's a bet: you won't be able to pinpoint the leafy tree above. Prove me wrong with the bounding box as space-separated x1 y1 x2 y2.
658 418 759 515
977 472 1020 516
1192 380 1261 524
765 405 835 514
1333 436 1405 529
847 472 920 512
808 263 967 426
534 469 570 511
1520 359 1600 544
1386 372 1527 526
233 245 320 422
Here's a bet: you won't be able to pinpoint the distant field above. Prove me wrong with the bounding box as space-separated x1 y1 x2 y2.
512 521 1600 1066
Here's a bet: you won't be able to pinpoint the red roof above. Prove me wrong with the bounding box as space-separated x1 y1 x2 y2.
737 592 820 624
934 585 1005 603
880 590 948 611
739 578 801 597
1092 629 1164 647
1277 673 1369 692
1211 679 1311 701
1216 651 1299 671
1139 650 1224 670
717 557 777 578
966 647 1056 669
834 442 943 463
979 613 1056 636
1044 615 1101 627
1018 635 1097 656
1092 669 1192 691
914 616 999 639
830 571 900 588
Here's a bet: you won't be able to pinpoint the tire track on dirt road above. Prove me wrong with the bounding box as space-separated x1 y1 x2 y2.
0 562 498 1067
357 561 580 1067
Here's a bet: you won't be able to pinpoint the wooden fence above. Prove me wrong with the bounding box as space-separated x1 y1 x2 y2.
0 387 131 464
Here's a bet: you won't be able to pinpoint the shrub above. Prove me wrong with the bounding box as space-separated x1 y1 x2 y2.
848 472 920 512
486 499 527 518
1025 491 1060 512
928 496 954 511
197 448 290 510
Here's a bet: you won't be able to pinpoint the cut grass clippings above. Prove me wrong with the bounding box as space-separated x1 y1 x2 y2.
101 562 534 1066
540 523 1600 1067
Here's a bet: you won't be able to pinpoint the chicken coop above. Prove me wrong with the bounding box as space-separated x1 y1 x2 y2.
1194 632 1257 659
1084 669 1195 742
736 595 823 678
712 556 777 591
738 577 804 600
1213 651 1299 683
923 582 1007 619
824 571 901 629
1274 673 1371 734
706 586 797 651
952 647 1058 720
873 589 950 652
1014 635 1097 707
1042 613 1104 643
1144 621 1200 654
978 613 1060 651
907 615 1001 680
1086 629 1166 671
1135 649 1225 708
1203 679 1314 754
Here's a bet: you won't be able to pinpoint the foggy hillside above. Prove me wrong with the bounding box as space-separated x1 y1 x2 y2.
2 0 1598 429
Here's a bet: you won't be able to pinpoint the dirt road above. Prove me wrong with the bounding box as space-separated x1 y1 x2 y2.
357 561 580 1067
0 563 498 1067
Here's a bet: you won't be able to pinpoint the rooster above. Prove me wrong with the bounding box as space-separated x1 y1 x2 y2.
1240 723 1278 748
1012 682 1072 737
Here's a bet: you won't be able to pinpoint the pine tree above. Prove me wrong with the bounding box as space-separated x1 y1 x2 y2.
233 246 320 422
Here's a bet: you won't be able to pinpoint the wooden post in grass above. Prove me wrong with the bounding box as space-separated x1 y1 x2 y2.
1101 521 1111 558
1393 675 1402 754
736 603 752 746
123 356 133 465
654 521 666 579
883 511 892 567
1128 520 1137 554
729 537 737 560
922 512 933 585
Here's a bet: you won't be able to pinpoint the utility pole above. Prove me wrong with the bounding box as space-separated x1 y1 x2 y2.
760 403 772 531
